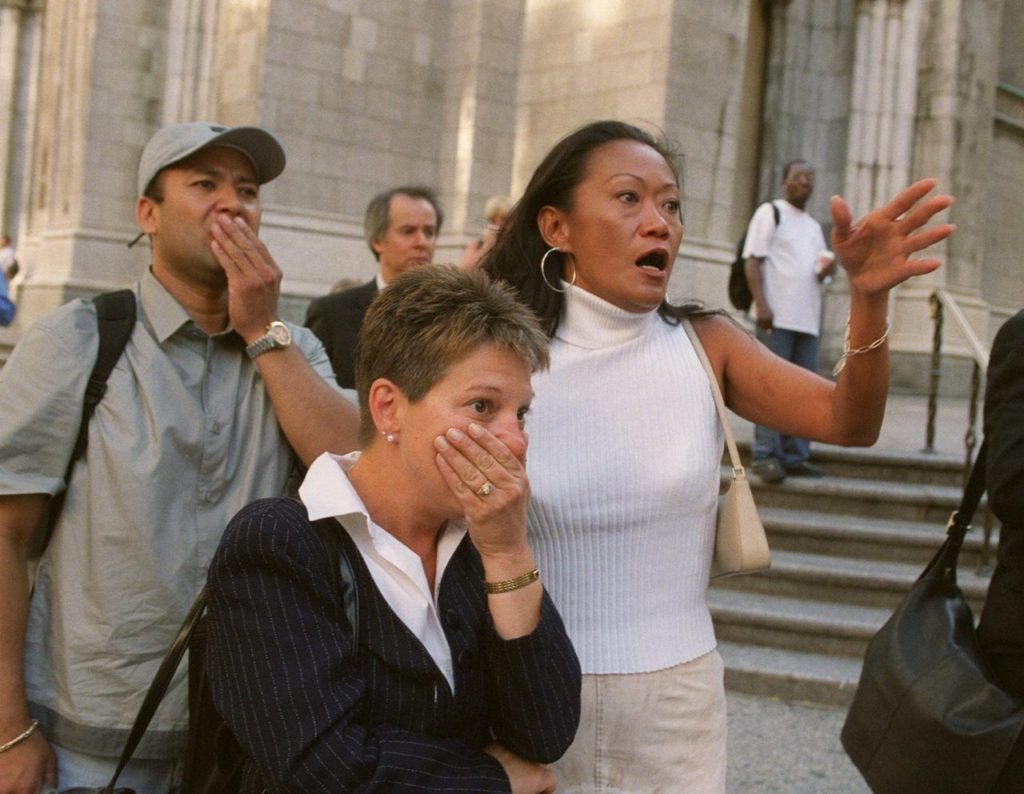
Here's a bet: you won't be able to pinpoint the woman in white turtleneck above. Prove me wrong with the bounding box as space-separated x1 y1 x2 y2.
482 120 955 792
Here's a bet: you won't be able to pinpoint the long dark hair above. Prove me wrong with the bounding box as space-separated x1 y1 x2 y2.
481 120 708 337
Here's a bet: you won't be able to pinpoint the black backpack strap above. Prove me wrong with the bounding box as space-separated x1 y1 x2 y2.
770 200 781 226
312 517 361 649
42 289 136 552
72 289 137 463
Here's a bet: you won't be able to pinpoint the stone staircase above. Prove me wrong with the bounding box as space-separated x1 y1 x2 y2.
711 443 995 707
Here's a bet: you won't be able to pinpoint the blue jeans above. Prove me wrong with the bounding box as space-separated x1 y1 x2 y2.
48 742 181 793
753 327 819 466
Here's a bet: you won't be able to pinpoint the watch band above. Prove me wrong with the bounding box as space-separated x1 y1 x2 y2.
244 321 291 359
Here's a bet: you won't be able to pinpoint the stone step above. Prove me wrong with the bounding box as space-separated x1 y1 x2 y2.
731 442 968 487
759 506 998 569
714 403 986 709
811 446 967 487
742 474 967 525
709 587 889 659
711 547 992 612
717 640 862 707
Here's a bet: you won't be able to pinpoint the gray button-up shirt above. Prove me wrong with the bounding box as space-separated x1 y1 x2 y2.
0 269 341 759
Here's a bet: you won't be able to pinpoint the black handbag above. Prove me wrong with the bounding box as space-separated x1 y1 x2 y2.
841 440 1024 793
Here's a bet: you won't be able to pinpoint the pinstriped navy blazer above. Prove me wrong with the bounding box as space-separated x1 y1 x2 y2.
207 497 581 792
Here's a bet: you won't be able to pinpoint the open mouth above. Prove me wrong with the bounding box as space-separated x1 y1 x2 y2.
636 251 667 271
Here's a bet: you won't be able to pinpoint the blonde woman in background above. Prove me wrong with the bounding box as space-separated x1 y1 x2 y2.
461 195 512 271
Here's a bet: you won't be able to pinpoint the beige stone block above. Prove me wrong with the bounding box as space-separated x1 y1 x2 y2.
342 47 367 83
350 15 379 50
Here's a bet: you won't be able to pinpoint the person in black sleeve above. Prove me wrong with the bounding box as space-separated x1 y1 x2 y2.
978 308 1024 791
305 185 442 390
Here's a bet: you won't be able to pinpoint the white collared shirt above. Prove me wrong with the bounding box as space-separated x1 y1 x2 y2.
299 451 467 692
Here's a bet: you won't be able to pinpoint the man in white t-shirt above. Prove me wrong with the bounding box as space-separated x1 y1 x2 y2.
741 160 835 483
0 234 15 326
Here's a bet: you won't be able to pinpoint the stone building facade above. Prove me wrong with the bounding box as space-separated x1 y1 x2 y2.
1 0 1021 391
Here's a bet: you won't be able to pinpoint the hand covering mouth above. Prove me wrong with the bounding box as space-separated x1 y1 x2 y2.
635 251 667 271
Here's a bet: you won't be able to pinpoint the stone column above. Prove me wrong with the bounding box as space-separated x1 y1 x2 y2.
891 0 1002 390
161 0 217 123
0 0 41 239
0 4 22 233
842 0 932 386
433 0 525 257
844 0 921 218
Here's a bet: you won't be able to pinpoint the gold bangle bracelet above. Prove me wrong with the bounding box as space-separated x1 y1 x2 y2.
832 319 891 376
484 568 540 594
0 719 39 754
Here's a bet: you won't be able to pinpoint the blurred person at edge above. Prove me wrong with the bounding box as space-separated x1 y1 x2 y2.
461 195 512 271
482 119 955 792
978 307 1024 793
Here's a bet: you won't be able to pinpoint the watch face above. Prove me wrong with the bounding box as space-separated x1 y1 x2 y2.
268 321 291 345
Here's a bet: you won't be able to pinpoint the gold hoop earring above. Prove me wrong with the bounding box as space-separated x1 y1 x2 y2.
540 247 576 293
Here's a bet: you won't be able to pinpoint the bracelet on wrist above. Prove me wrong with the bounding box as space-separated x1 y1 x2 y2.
833 318 891 376
0 719 39 753
484 568 540 594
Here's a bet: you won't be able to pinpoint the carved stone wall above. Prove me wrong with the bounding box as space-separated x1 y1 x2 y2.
0 0 1017 389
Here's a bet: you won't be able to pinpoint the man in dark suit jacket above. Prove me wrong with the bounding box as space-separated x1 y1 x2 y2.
305 185 443 388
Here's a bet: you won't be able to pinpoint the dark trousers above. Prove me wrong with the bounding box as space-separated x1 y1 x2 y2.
979 529 1024 791
989 650 1024 792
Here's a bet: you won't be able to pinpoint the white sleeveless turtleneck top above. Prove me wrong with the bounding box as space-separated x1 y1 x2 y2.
526 285 723 674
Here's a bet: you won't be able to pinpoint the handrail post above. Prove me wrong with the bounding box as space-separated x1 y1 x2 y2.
924 292 943 453
968 360 994 573
964 360 980 482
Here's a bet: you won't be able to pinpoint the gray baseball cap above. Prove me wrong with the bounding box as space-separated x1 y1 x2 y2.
137 121 286 196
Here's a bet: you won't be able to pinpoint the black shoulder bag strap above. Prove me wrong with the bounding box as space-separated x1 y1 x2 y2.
102 588 208 793
102 516 360 793
312 516 361 646
925 439 988 586
42 289 136 552
943 439 988 564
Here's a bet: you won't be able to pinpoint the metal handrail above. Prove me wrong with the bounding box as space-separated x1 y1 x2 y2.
926 288 993 571
925 290 989 459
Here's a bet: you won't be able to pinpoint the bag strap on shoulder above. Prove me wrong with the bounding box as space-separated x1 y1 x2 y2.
42 289 136 553
949 439 988 540
682 319 744 475
312 516 361 649
922 439 988 586
73 289 137 462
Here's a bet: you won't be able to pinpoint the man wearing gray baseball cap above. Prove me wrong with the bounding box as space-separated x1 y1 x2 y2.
0 121 359 792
